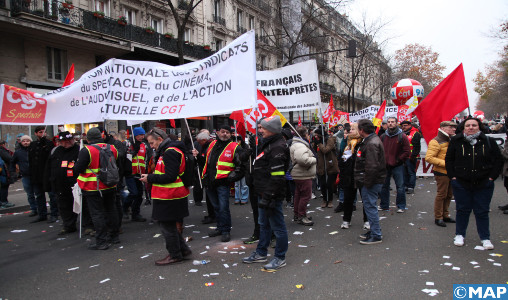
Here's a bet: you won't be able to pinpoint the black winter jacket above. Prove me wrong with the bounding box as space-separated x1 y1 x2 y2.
44 144 79 193
253 133 289 201
12 146 30 177
28 137 54 184
445 132 502 186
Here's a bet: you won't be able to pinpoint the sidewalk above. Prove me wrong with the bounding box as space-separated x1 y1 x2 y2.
0 180 34 214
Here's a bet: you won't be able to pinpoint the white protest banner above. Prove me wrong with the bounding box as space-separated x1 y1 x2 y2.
0 31 257 125
256 60 320 112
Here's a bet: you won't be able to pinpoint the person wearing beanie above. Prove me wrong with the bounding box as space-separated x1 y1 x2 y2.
29 126 58 223
74 127 120 250
243 115 290 271
12 135 36 213
124 126 151 222
202 124 244 243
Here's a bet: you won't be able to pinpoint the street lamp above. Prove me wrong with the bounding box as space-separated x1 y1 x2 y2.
347 39 357 113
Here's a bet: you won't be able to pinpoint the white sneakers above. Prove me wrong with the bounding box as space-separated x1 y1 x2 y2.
482 240 494 250
396 208 405 213
341 221 350 229
363 222 370 230
454 235 464 246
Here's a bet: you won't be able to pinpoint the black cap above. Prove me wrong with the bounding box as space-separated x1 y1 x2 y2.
218 125 234 133
400 120 412 126
58 131 74 140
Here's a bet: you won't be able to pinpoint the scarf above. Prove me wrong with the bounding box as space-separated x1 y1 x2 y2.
463 131 481 145
346 136 362 152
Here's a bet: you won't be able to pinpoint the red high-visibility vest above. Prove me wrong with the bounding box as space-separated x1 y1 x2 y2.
132 143 147 174
407 127 420 157
77 143 118 191
151 147 189 200
201 140 238 179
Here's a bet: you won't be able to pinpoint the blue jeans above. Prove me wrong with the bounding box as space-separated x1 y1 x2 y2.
256 199 288 260
404 159 417 189
380 165 406 210
124 176 144 216
33 183 58 218
361 184 383 238
21 176 37 212
206 185 231 233
234 178 249 203
451 180 494 240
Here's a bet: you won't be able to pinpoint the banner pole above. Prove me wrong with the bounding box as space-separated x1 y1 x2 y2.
286 122 303 140
233 120 238 143
184 118 202 189
318 106 328 185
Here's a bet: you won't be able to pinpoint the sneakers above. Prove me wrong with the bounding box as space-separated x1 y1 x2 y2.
242 252 267 264
359 231 371 239
243 235 259 244
340 221 350 229
363 222 370 230
482 240 494 250
360 236 382 245
0 202 15 208
406 188 414 194
396 208 405 213
208 229 222 237
454 235 464 247
311 193 316 199
88 243 110 250
297 216 314 226
263 257 286 271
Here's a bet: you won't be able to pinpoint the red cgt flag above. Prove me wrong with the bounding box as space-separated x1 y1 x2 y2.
62 63 75 87
322 95 335 123
230 90 287 134
414 64 469 144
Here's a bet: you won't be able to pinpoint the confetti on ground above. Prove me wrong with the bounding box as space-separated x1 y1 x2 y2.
200 251 207 255
68 267 79 271
444 263 452 266
418 227 427 230
205 282 214 286
493 263 502 267
324 216 331 219
293 231 304 235
474 246 485 250
240 246 246 249
443 256 450 259
488 259 495 262
470 261 479 265
409 223 414 226
184 225 195 228
224 247 228 250
56 238 66 241
334 260 342 264
329 231 339 235
206 246 210 249
118 259 125 262
210 273 219 276
100 278 110 283
474 266 480 268
261 268 277 273
298 245 308 248
224 264 230 268
10 230 27 233
159 276 165 279
501 241 508 243
153 234 161 238
296 284 304 289
304 259 310 264
140 255 150 259
218 251 227 253
418 270 429 273
490 253 503 257
426 282 434 286
89 264 100 268
379 217 387 220
422 289 439 296
452 267 460 271
189 269 198 273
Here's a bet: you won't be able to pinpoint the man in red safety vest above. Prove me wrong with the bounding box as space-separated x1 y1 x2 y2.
200 125 245 243
124 126 152 222
401 121 422 194
75 127 120 250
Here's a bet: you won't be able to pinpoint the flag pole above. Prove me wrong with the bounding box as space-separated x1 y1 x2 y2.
318 106 328 184
286 122 303 140
184 118 202 189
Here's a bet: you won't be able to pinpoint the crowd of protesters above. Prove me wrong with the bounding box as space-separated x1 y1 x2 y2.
0 114 507 271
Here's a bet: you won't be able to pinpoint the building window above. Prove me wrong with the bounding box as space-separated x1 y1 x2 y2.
213 0 225 25
125 8 136 25
259 55 266 70
214 38 224 51
259 20 267 43
248 15 255 31
151 17 163 33
184 28 192 43
94 0 109 16
47 47 67 81
237 10 244 32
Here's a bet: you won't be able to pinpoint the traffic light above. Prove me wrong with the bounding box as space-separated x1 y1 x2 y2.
347 39 356 58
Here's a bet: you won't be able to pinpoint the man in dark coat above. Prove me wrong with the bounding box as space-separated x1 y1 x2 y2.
141 128 191 266
44 132 80 235
29 126 58 223
12 135 36 214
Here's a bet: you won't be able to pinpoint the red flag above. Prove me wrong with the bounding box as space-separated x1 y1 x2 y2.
62 64 75 87
236 120 246 140
322 95 335 123
298 115 302 126
169 119 176 128
230 90 287 134
372 100 387 134
397 105 412 123
329 110 350 126
414 64 469 144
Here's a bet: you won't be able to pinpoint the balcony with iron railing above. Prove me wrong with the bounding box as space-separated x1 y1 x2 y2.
8 0 213 60
212 14 225 26
237 25 247 33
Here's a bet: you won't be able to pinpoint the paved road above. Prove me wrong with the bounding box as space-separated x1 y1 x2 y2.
0 177 507 299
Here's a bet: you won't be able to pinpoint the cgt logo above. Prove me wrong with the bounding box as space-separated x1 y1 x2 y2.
453 285 508 299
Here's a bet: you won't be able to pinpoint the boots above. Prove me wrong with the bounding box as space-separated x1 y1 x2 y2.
321 201 327 208
297 216 314 226
334 202 344 213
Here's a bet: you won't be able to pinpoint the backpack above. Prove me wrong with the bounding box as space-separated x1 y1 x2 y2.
89 144 120 187
180 151 196 187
